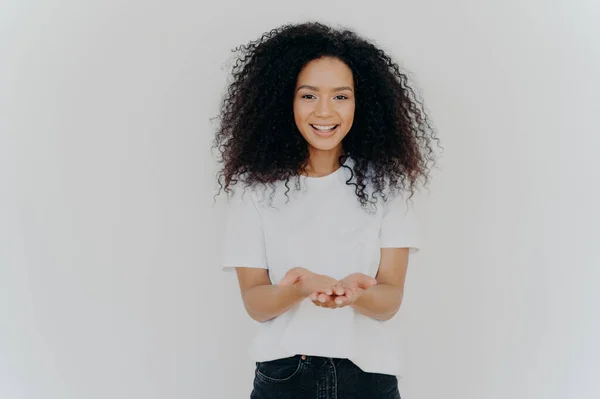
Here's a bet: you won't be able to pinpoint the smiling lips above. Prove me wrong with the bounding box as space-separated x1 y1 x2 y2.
310 124 339 136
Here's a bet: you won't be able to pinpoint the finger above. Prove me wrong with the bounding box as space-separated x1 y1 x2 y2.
340 285 362 301
309 293 318 301
317 293 329 303
324 277 341 295
334 294 354 307
341 283 357 295
312 298 335 308
316 285 334 296
320 292 340 308
326 296 340 308
333 285 345 296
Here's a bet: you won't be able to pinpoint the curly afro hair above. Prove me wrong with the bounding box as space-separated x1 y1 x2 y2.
214 21 438 207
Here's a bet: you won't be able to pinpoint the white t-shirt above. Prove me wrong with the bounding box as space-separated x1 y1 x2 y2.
220 158 419 376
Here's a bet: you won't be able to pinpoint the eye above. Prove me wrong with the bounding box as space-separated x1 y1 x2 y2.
302 94 316 99
334 95 348 100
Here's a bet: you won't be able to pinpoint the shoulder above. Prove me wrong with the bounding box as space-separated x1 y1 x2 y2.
225 179 294 211
222 182 263 216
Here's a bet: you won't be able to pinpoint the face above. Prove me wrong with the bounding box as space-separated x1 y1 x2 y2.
293 57 355 155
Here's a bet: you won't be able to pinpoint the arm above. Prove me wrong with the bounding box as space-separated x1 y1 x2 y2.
351 247 409 321
236 267 338 323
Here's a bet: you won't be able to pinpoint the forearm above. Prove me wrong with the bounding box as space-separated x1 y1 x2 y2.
351 283 404 321
242 284 307 322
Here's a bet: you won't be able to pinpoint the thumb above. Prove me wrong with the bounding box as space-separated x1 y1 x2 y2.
358 275 377 289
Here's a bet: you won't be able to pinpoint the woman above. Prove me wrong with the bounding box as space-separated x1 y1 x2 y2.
215 22 437 399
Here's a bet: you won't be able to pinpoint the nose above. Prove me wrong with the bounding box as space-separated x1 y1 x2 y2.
314 98 334 118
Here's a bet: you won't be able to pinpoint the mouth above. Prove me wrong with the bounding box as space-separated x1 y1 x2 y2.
310 124 339 137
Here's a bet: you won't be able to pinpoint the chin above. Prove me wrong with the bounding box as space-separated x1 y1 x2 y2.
305 136 344 152
302 129 347 152
311 142 343 152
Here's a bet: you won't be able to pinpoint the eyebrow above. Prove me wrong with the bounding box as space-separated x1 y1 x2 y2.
296 85 354 92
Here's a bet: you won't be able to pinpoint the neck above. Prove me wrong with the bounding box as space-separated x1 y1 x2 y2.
305 146 345 177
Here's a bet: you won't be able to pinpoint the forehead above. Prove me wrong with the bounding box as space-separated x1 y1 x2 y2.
296 57 354 88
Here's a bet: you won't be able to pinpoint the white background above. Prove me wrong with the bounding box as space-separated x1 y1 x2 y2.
1 0 599 398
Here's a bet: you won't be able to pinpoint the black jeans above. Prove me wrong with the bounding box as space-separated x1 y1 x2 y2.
250 355 401 399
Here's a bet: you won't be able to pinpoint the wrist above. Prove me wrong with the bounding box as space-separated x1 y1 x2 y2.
282 267 312 297
350 288 370 309
293 272 314 297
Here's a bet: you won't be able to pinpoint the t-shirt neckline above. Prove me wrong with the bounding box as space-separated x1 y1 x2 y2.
302 157 351 183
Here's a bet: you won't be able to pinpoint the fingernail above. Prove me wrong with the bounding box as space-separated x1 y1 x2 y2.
335 299 342 305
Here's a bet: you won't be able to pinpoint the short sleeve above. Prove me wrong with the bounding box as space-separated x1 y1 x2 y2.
220 191 268 271
379 192 420 253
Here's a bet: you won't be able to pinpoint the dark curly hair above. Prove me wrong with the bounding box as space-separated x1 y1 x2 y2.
214 21 438 206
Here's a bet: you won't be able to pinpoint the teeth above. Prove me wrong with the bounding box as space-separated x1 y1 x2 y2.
312 124 337 131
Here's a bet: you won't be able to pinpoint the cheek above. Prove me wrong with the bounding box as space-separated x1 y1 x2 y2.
340 103 355 125
293 102 309 125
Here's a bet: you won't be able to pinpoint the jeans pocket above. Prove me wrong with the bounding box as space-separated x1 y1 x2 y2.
255 356 305 384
